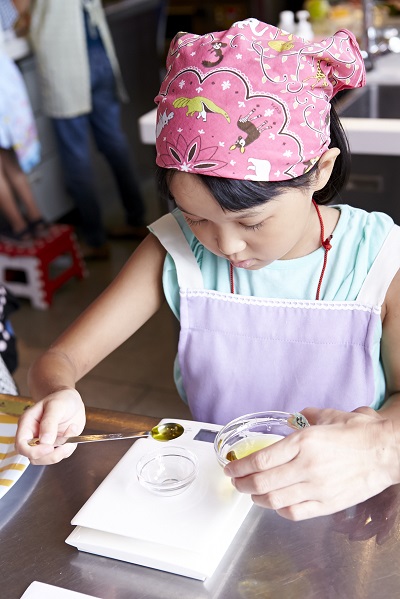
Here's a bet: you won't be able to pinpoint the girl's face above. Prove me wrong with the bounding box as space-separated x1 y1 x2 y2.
169 172 322 270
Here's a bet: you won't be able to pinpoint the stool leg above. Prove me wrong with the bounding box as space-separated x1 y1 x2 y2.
69 232 87 279
0 256 50 309
0 226 87 309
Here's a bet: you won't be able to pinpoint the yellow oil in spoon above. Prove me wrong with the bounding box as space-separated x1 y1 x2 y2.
150 422 184 441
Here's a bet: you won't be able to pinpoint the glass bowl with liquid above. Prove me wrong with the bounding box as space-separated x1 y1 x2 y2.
136 445 198 496
214 411 305 467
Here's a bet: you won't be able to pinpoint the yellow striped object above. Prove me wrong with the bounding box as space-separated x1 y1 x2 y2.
0 479 15 487
0 436 16 444
0 413 19 425
0 462 26 473
0 411 29 499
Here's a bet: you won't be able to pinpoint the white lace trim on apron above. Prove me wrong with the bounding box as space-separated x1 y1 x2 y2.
151 214 400 308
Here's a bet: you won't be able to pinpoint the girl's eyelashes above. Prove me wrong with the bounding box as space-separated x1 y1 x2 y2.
184 215 206 227
241 221 265 231
184 214 265 231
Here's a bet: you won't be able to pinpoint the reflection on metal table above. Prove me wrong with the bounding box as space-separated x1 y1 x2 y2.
1 396 400 598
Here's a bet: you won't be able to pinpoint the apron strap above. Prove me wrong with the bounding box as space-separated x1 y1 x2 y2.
150 214 204 289
357 224 400 306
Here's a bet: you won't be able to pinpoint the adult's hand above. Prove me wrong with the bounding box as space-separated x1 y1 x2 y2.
224 407 400 520
15 388 86 465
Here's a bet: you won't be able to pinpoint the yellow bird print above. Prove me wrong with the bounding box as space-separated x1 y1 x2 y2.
173 96 230 123
268 40 295 52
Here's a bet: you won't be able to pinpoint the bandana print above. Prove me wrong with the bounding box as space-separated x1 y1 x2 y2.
155 18 365 181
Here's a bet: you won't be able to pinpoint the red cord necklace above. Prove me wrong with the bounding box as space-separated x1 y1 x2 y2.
229 199 333 299
313 199 333 300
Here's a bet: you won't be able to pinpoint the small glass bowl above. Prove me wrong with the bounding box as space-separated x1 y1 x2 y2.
214 411 299 467
136 445 198 496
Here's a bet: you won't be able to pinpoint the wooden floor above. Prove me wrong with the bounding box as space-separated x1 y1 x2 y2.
11 184 192 422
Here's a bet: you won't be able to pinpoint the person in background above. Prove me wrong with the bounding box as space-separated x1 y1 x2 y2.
15 20 400 521
0 3 47 240
13 0 147 259
0 147 46 240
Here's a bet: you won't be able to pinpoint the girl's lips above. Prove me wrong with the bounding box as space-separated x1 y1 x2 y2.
230 259 256 269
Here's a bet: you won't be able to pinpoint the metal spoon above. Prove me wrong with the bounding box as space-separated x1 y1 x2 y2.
28 422 184 447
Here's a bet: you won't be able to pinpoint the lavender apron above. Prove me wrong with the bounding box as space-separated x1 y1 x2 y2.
152 215 400 425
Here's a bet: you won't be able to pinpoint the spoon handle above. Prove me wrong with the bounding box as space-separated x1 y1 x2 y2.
28 431 150 447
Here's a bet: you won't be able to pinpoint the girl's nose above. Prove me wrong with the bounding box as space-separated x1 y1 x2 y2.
216 231 246 257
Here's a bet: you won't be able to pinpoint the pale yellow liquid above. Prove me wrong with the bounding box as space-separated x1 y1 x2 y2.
225 434 284 461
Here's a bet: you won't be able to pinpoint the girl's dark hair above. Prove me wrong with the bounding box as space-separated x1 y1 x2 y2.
157 104 350 210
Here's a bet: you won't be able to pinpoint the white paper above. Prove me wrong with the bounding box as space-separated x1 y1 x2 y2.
21 581 102 599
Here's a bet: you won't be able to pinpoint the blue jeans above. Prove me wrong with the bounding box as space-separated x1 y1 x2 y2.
52 43 145 247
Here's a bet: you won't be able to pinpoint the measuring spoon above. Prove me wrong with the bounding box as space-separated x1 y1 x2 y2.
28 422 184 447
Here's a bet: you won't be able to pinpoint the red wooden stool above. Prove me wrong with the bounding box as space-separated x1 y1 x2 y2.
0 225 87 309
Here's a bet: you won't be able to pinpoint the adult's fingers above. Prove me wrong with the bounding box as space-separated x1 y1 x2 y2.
247 479 311 512
232 460 307 497
300 407 343 425
352 405 381 418
275 500 327 521
301 406 380 426
224 434 300 479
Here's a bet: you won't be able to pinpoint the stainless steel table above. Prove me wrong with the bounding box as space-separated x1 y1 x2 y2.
1 400 400 598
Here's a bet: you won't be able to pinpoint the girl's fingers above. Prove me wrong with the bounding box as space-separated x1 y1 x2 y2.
15 432 77 465
15 393 84 464
16 407 59 449
38 398 74 444
28 443 78 466
15 403 45 450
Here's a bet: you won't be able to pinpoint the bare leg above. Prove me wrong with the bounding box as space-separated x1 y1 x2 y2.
0 150 29 235
0 149 43 224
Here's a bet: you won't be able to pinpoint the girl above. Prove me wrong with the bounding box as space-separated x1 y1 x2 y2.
15 19 400 520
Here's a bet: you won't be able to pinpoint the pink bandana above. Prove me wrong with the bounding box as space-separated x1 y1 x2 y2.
155 18 365 181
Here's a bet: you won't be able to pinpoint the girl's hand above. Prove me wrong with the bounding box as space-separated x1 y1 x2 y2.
15 388 86 465
224 407 400 521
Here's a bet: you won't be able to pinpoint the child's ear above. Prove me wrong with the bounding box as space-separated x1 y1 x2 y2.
314 148 341 191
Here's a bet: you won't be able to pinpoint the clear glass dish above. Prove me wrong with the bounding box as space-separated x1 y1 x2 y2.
136 445 198 496
214 411 307 467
